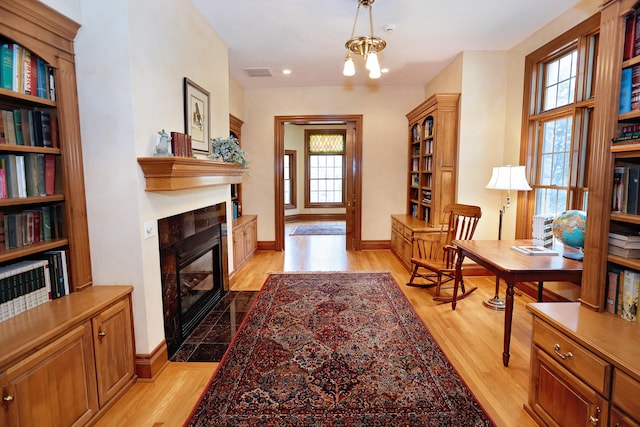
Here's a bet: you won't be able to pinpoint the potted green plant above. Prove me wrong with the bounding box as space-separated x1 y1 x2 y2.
210 136 249 169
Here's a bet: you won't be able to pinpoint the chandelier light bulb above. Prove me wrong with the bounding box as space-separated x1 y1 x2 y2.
365 50 379 71
343 54 356 76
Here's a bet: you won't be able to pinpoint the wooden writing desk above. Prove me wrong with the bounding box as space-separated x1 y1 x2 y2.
452 239 583 367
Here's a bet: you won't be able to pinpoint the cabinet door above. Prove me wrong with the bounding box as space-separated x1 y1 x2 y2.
246 219 257 256
92 297 135 407
233 224 246 269
2 322 98 427
529 346 608 427
611 406 640 427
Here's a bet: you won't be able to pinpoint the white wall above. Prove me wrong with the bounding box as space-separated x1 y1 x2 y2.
71 0 232 355
241 86 425 242
423 0 601 239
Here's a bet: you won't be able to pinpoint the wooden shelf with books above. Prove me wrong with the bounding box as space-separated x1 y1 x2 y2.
0 2 135 426
403 93 459 227
0 0 91 300
393 94 458 271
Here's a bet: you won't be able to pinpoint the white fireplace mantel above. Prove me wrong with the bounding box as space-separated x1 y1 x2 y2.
137 157 245 191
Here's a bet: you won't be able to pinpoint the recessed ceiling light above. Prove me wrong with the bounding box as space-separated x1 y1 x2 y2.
381 68 389 73
282 69 292 75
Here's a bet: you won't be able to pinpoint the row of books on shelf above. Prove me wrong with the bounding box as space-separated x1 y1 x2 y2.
0 153 56 199
169 131 193 157
0 108 58 148
0 205 64 251
410 119 434 142
612 124 640 146
0 42 56 100
618 64 640 114
609 230 640 258
606 268 639 322
612 165 640 215
0 251 70 322
623 9 640 61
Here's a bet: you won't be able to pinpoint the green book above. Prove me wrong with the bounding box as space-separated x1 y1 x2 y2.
0 43 12 90
13 109 23 145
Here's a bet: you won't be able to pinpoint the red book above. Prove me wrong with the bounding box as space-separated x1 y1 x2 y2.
631 64 640 110
44 154 55 195
49 114 58 148
170 131 180 156
185 134 192 157
625 14 635 60
32 209 41 243
633 11 640 57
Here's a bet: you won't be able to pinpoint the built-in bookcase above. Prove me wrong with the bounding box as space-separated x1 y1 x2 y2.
0 0 92 301
405 94 459 227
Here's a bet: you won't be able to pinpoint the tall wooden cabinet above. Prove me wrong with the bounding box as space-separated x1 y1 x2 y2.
392 94 459 271
0 2 136 426
0 0 91 290
525 3 640 426
405 94 459 226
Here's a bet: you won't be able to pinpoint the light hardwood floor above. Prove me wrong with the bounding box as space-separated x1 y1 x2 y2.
97 224 538 427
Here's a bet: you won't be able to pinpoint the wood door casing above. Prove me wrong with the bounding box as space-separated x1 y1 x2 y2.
274 115 363 251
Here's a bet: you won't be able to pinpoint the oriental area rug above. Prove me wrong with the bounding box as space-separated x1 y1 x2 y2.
186 272 495 427
290 224 346 236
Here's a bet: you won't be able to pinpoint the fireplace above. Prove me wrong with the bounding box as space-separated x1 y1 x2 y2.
159 203 229 356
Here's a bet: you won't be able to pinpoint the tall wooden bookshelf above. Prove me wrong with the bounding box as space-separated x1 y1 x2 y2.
0 0 91 291
0 2 135 425
405 93 459 226
525 4 640 425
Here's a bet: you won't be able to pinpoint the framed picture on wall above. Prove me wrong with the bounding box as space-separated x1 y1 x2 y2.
183 77 210 154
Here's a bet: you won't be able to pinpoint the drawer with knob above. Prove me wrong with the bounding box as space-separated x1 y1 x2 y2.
532 317 611 396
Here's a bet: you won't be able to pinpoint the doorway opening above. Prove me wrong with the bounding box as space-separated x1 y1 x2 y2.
274 115 363 251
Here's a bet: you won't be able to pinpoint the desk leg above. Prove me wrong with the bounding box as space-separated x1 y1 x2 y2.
503 281 515 367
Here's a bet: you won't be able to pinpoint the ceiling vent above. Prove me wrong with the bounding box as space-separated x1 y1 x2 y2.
244 68 273 77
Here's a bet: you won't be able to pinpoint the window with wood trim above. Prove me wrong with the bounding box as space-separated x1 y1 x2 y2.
284 149 296 209
305 130 346 207
518 14 599 237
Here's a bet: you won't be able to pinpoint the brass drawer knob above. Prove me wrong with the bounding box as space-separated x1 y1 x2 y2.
553 343 573 360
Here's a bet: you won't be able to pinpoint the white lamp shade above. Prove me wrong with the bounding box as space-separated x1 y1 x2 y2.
365 51 379 71
343 55 355 76
486 166 532 191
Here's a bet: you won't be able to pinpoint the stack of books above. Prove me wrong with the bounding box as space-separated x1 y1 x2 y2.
532 215 554 247
608 230 640 258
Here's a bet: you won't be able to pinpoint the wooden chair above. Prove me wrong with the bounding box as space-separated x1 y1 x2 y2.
405 203 482 308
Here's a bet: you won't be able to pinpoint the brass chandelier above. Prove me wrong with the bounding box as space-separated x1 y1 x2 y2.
343 0 386 79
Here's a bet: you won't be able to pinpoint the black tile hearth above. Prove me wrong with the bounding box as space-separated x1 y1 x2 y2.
170 291 258 362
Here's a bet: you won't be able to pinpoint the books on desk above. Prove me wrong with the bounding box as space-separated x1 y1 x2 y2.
510 245 559 256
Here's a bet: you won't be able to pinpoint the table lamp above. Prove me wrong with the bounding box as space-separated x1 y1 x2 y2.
484 165 532 310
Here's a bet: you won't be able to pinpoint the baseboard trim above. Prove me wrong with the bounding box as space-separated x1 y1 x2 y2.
361 240 391 250
257 241 276 251
135 340 169 380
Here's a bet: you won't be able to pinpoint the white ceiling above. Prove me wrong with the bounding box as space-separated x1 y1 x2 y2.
191 0 582 89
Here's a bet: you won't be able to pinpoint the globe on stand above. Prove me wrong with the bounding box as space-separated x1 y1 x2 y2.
551 210 587 261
